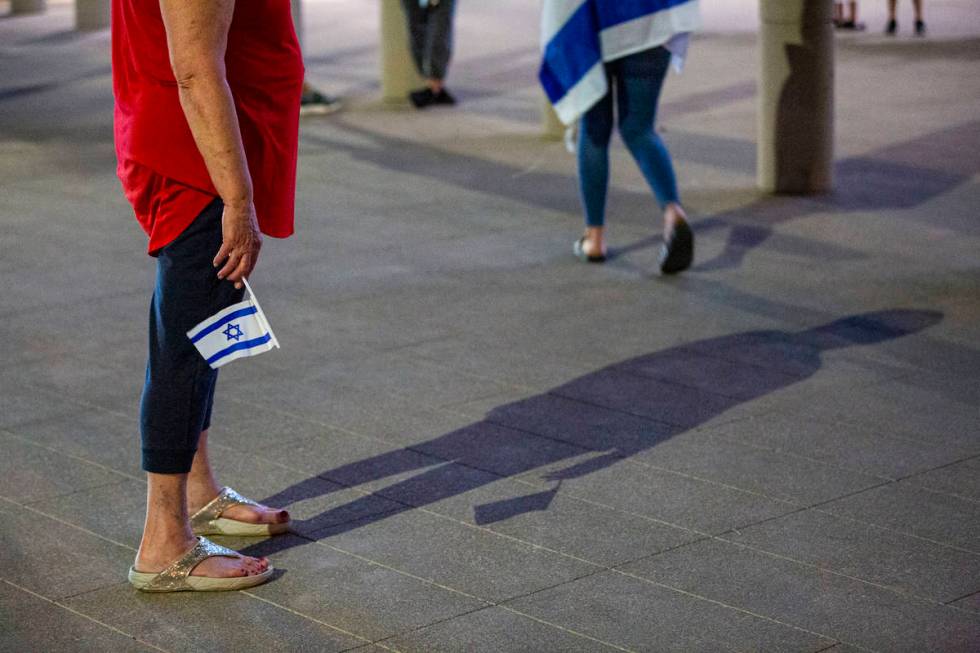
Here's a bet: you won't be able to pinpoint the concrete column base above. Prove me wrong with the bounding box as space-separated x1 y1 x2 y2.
758 0 834 194
76 0 110 31
11 0 46 15
380 0 424 104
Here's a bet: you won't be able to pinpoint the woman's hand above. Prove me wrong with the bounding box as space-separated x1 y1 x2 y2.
214 201 262 289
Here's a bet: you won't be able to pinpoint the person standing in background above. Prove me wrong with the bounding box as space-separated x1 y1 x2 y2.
886 0 926 35
540 0 700 274
401 0 458 108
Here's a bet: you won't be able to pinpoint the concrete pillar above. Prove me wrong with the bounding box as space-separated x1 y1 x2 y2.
541 95 564 141
11 0 46 15
76 0 110 31
758 0 834 194
380 0 424 103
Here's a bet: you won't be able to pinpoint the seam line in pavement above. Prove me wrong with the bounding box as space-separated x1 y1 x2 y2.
1 578 171 653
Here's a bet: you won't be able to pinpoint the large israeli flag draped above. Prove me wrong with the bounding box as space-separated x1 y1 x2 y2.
187 279 280 369
540 0 701 125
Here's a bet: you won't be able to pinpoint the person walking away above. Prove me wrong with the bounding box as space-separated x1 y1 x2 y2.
113 0 302 592
401 0 457 108
886 0 926 35
539 0 701 273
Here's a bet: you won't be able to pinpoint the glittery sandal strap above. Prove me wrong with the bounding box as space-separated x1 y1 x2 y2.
189 487 259 533
134 537 239 592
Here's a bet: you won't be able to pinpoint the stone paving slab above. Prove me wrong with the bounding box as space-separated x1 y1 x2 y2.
0 581 154 653
724 508 980 604
817 481 980 552
504 570 836 652
620 538 980 652
63 582 367 653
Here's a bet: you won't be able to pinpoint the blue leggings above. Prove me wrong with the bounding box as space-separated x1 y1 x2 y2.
578 46 680 228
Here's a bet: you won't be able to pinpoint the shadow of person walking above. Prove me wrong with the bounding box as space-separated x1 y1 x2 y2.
243 309 941 559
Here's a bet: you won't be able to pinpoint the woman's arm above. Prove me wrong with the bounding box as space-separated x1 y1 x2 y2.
159 0 260 289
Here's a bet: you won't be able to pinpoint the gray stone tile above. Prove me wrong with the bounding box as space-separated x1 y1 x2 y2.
622 539 980 652
27 478 148 546
904 456 980 501
0 499 133 600
64 581 366 652
382 606 620 652
628 432 884 505
0 383 79 429
0 582 152 653
817 481 980 552
310 508 597 602
514 454 796 534
726 509 980 604
4 356 142 416
0 432 125 504
711 411 980 479
239 534 489 641
505 570 835 652
8 408 142 478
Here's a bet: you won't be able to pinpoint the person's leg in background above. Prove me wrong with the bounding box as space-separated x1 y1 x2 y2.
135 200 285 579
615 47 693 273
913 0 926 35
886 0 898 34
423 0 456 103
405 0 457 108
575 85 615 261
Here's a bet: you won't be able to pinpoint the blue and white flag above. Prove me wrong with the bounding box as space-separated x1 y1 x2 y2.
187 279 280 369
540 0 701 125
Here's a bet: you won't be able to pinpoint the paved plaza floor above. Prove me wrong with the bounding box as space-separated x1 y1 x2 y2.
1 1 979 651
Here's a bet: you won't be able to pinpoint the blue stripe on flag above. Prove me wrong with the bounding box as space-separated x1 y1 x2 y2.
190 306 258 344
205 333 273 366
540 2 601 104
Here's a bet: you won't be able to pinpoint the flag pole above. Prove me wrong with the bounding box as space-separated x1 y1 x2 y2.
242 277 281 349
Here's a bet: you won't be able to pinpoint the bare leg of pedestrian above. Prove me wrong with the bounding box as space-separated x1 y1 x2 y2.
886 0 898 34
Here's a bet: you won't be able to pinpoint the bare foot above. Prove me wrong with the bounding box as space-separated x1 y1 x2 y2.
581 226 606 258
664 203 688 234
135 535 269 578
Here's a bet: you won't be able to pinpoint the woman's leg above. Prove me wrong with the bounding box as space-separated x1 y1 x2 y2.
614 47 685 229
577 86 615 255
615 47 679 208
887 0 897 21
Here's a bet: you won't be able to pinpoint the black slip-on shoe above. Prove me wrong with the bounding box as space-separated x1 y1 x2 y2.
434 89 457 105
410 88 436 109
659 220 694 275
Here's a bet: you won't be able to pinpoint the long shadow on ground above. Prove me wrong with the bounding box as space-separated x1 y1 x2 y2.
242 309 941 560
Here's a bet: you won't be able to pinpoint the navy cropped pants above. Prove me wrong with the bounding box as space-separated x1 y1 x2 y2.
139 199 244 474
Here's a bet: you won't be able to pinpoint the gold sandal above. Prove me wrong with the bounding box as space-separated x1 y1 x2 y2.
191 487 291 537
128 536 273 592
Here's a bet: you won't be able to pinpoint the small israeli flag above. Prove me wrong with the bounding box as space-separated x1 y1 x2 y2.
187 279 280 369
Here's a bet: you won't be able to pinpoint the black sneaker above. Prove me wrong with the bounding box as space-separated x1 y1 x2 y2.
915 20 926 36
885 19 897 35
433 89 456 106
300 90 343 116
409 88 436 109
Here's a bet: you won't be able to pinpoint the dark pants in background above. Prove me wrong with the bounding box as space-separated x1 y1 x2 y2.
401 0 456 80
139 199 244 474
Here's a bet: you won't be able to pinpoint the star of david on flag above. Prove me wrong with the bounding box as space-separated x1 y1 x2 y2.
186 279 280 369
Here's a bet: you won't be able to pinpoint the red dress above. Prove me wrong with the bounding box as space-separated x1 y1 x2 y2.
112 0 304 254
